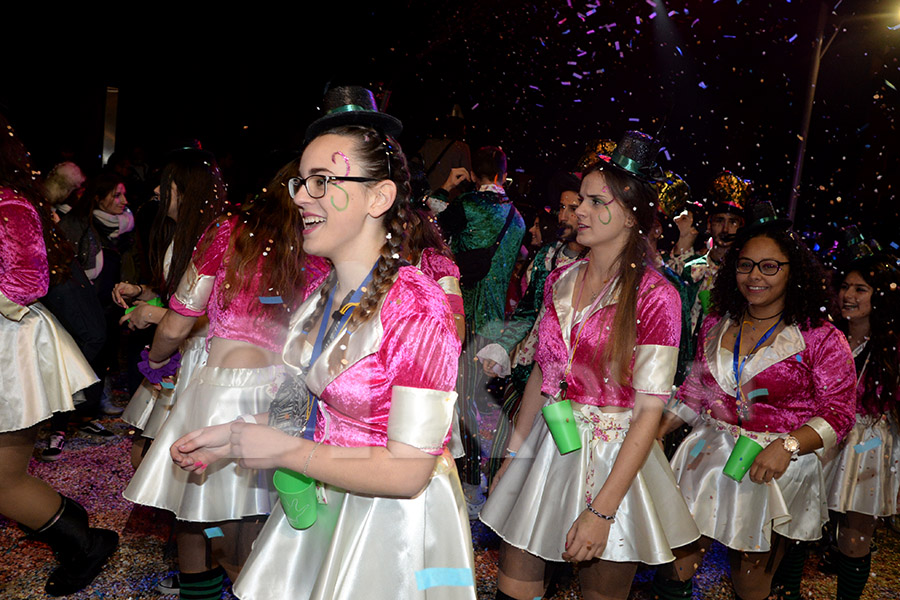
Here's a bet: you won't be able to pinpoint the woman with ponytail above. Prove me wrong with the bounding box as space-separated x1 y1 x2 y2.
170 87 474 600
480 132 698 600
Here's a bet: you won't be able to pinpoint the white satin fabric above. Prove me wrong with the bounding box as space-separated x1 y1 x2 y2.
823 413 900 517
0 301 97 433
234 451 476 600
122 334 209 438
480 404 699 564
124 365 283 521
670 416 828 552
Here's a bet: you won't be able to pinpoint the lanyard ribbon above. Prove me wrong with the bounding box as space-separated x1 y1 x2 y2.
559 268 615 400
732 313 782 427
302 264 377 440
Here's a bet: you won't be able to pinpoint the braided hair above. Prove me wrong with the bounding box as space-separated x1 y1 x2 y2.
301 125 411 337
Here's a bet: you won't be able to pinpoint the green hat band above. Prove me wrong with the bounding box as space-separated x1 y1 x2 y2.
610 151 644 176
327 104 375 115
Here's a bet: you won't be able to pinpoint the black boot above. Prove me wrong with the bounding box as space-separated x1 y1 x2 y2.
24 495 119 596
650 573 693 599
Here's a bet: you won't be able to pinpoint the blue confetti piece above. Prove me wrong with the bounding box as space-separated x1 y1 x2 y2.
891 242 899 250
889 24 900 31
854 437 882 453
161 381 176 389
698 81 707 89
204 527 225 539
747 388 769 400
795 355 803 362
690 439 706 457
788 34 798 43
415 568 473 590
259 296 284 304
676 46 683 56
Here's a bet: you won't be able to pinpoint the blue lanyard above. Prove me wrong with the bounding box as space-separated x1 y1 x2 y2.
732 313 782 425
302 264 377 440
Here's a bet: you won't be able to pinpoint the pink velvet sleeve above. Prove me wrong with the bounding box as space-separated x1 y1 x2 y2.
0 195 49 305
676 314 720 415
379 271 462 454
807 323 857 443
168 219 232 318
636 278 682 349
419 248 464 316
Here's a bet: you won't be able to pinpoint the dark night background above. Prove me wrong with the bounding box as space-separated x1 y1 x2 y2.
3 0 898 249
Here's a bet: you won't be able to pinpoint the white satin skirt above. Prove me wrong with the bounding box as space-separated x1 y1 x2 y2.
670 418 827 552
823 413 900 517
122 335 208 438
234 451 476 600
480 405 700 564
0 302 97 433
123 364 283 522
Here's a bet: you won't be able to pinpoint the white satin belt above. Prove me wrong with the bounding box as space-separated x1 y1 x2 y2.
0 289 28 321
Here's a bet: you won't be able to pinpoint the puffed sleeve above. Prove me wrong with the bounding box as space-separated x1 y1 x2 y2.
418 248 464 316
381 273 462 455
672 314 720 424
168 219 232 317
805 323 857 450
0 196 48 319
632 275 681 398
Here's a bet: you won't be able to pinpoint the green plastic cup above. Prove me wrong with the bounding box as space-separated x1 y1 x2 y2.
541 399 582 455
698 290 712 315
723 435 764 482
273 468 317 529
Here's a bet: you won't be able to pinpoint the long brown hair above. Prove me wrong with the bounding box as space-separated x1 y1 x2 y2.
215 157 308 308
584 164 658 386
301 125 411 335
0 113 74 286
150 151 228 300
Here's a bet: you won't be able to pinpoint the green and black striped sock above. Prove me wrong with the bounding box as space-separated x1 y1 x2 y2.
179 567 225 600
771 541 808 598
836 552 871 600
650 574 693 599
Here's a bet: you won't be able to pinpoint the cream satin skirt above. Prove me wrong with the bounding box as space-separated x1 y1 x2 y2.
823 413 900 517
670 417 828 552
0 302 97 433
124 365 283 522
122 335 208 438
480 405 700 565
234 451 476 600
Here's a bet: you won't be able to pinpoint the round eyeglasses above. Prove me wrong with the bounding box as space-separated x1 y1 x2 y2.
287 175 379 199
735 258 789 276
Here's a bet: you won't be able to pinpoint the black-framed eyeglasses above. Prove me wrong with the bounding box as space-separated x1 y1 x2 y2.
287 175 380 199
735 258 789 276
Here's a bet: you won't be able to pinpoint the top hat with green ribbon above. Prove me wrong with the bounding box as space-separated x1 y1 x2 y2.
305 86 403 142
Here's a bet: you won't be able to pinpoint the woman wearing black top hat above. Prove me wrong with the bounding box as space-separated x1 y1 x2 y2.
170 86 474 600
480 131 699 600
654 202 857 600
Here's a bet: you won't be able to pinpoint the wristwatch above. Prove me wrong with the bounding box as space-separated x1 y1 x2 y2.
782 434 801 456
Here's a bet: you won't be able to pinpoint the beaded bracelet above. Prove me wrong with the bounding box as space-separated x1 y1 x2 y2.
302 441 323 477
586 503 616 522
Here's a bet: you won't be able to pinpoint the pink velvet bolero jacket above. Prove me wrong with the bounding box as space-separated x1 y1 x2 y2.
282 266 461 455
535 260 681 408
0 188 48 320
417 247 464 317
168 217 330 353
675 313 857 451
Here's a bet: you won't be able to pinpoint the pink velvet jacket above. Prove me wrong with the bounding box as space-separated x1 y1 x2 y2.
0 188 48 308
676 313 856 446
169 217 329 353
535 261 681 408
283 266 461 454
418 247 464 317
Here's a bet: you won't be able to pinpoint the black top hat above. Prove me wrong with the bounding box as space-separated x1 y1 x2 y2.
305 86 403 142
705 171 751 216
741 200 792 237
595 131 663 182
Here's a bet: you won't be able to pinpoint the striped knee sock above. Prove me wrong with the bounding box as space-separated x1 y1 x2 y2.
650 574 693 599
771 541 808 598
179 567 224 600
836 552 871 600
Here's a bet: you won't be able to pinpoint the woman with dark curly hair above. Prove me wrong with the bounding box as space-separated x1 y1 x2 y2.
0 113 117 596
169 87 473 600
817 254 900 600
654 203 858 600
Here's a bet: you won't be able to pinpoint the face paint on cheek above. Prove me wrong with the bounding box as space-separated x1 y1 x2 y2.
332 151 351 176
598 204 612 225
330 183 350 211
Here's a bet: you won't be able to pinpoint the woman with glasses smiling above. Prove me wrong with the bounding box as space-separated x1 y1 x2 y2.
654 202 857 600
169 87 474 600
